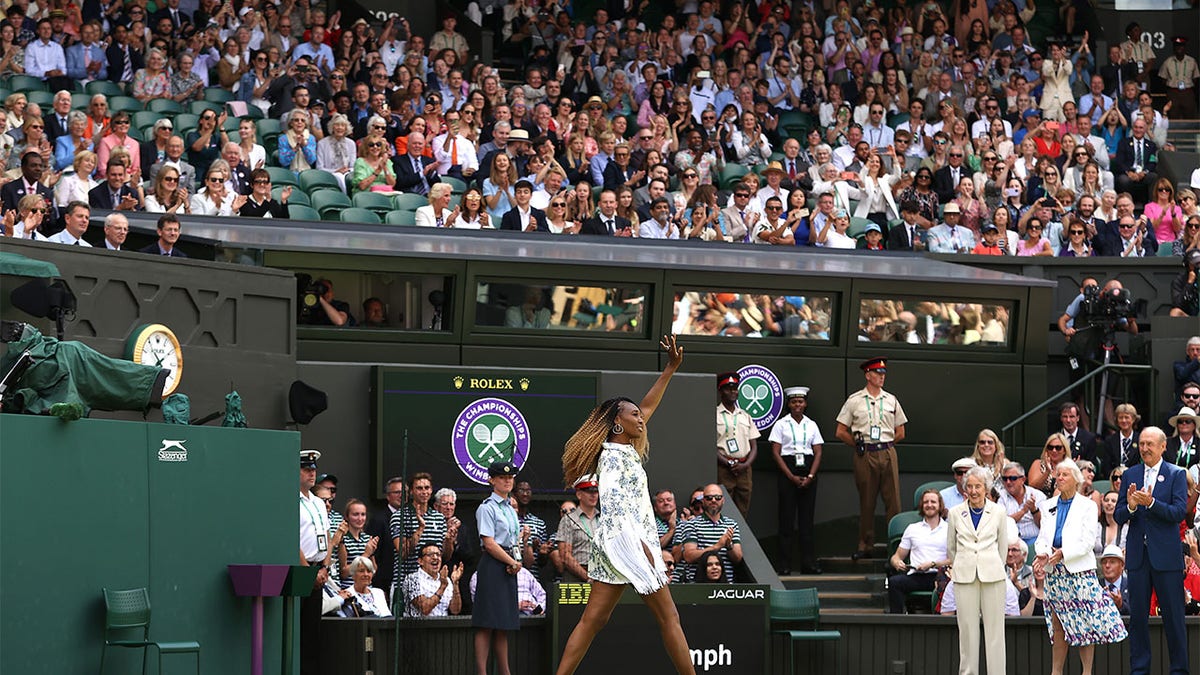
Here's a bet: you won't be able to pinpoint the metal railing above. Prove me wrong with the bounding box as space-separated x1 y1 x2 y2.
1000 362 1157 453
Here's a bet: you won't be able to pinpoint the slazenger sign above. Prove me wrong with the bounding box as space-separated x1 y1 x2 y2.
451 398 531 484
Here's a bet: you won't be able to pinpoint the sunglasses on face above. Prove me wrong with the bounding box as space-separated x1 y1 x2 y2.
1046 444 1064 450
207 176 223 183
703 495 723 501
550 202 565 207
1002 475 1022 482
253 179 270 185
1028 225 1043 231
683 173 697 179
163 176 179 183
1069 229 1085 235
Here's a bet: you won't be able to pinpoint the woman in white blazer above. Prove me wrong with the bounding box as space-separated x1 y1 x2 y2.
946 466 1008 675
1033 459 1127 675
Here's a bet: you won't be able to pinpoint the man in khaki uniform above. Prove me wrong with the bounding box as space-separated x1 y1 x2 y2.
716 371 760 517
1120 22 1157 90
836 357 908 560
1159 36 1199 120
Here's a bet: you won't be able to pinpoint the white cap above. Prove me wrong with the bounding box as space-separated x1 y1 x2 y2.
951 457 978 471
784 386 809 399
1100 544 1124 561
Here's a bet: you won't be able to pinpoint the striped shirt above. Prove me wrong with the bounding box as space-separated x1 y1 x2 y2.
337 530 374 589
390 506 447 582
519 511 547 567
683 514 741 583
670 518 694 583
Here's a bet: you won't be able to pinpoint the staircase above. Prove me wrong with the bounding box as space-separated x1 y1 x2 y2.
780 543 889 614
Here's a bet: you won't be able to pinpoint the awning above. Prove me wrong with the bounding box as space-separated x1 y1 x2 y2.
0 251 61 278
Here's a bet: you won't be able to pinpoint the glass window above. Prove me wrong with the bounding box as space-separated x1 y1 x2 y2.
671 292 834 340
294 271 452 330
857 298 1011 346
474 281 646 333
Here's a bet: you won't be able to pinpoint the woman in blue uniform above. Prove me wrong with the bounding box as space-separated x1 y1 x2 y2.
556 335 697 675
473 460 522 675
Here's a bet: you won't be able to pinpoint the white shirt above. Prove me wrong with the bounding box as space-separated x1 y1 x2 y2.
24 39 66 79
997 486 1047 540
41 229 92 246
431 133 479 174
768 415 823 471
299 490 331 562
402 567 454 617
191 191 236 216
862 123 895 149
638 217 678 239
898 518 948 572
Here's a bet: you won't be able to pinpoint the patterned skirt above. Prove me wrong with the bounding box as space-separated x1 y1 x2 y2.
1043 564 1128 646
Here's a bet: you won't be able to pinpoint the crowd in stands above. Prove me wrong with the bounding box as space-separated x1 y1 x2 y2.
309 472 739 620
0 0 1198 259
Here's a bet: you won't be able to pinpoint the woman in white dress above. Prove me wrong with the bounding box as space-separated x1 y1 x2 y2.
557 335 696 675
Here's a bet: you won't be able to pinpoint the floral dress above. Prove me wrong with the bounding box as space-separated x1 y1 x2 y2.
132 69 170 100
590 442 668 594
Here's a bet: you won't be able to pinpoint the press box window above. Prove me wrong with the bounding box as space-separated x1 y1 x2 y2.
672 291 834 341
858 298 1011 346
294 271 452 330
474 281 646 333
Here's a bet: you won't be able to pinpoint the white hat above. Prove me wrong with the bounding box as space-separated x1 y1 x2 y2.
573 474 598 490
951 457 978 471
1168 406 1199 428
1099 544 1124 561
784 386 809 399
943 202 961 214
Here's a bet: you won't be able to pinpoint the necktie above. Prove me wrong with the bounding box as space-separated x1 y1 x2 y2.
606 219 614 235
414 157 427 194
122 47 133 81
1107 583 1116 593
112 190 120 206
60 115 67 130
788 161 796 181
1121 437 1132 463
1135 140 1142 167
909 226 916 246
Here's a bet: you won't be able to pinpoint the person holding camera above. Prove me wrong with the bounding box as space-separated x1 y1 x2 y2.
300 278 353 327
1169 249 1200 318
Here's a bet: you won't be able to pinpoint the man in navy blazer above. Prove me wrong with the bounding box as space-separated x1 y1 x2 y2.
498 180 549 232
1113 426 1189 675
392 131 440 196
1112 118 1159 203
88 160 140 211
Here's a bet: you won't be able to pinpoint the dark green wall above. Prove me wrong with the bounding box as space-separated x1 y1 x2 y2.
0 416 299 675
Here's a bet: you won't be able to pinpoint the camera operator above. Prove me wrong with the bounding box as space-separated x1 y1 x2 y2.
1169 248 1200 318
299 278 355 327
1058 279 1139 427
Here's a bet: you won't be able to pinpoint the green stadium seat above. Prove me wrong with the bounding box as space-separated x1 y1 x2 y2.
392 193 428 211
173 113 200 131
203 87 235 104
70 92 93 110
384 210 418 226
100 587 200 675
8 75 46 93
1156 241 1175 256
147 98 183 114
339 207 382 224
311 189 352 217
265 166 299 187
188 100 223 116
298 170 340 194
888 112 911 129
108 96 142 113
255 119 282 137
222 115 241 132
848 218 872 239
85 80 124 98
242 106 264 119
769 588 842 673
288 204 320 220
132 111 161 131
24 90 53 106
719 164 750 190
912 481 954 510
352 191 393 214
440 176 467 194
276 187 309 206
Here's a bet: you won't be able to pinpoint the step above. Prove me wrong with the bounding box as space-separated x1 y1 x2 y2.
814 590 886 611
817 556 890 575
779 573 885 593
823 607 886 615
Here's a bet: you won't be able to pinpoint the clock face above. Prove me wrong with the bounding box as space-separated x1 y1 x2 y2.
131 326 183 396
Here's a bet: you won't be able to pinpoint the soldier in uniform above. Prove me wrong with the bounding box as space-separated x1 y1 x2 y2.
836 357 908 560
716 371 760 517
769 386 824 575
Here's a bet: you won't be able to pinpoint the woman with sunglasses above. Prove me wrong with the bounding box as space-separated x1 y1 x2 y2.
4 194 48 239
1179 189 1199 220
186 108 228 180
1173 216 1200 258
450 187 492 230
970 428 1008 495
239 168 291 218
1016 215 1055 256
543 191 580 235
191 162 245 216
53 150 98 208
279 109 318 174
7 116 50 174
1030 163 1064 204
1028 434 1072 493
144 165 191 214
350 133 395 194
1145 178 1185 245
1059 216 1093 257
896 168 939 227
239 50 275 116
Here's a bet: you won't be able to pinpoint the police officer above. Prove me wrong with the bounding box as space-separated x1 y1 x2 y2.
836 357 908 560
716 371 760 517
298 448 331 675
769 386 824 575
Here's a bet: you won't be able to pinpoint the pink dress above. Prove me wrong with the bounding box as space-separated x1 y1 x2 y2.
1016 237 1052 256
1143 202 1184 244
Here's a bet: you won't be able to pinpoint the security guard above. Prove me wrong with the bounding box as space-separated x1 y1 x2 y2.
298 448 331 675
716 371 760 517
769 386 824 575
1159 36 1199 120
836 358 908 560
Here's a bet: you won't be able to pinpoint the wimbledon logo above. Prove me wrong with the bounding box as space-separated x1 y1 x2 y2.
735 364 783 431
451 397 531 484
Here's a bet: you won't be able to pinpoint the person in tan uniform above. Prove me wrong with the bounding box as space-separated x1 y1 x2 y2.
1119 23 1156 91
1159 36 1199 120
716 371 760 517
836 357 908 560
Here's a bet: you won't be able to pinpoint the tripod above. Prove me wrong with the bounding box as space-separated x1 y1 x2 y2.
1093 330 1119 436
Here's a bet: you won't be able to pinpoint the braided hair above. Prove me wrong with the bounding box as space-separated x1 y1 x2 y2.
562 396 643 488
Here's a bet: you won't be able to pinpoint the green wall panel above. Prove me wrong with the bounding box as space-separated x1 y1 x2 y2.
1 416 299 675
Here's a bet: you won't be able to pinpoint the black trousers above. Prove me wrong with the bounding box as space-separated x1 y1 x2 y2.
777 467 817 569
887 571 936 614
300 583 322 675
